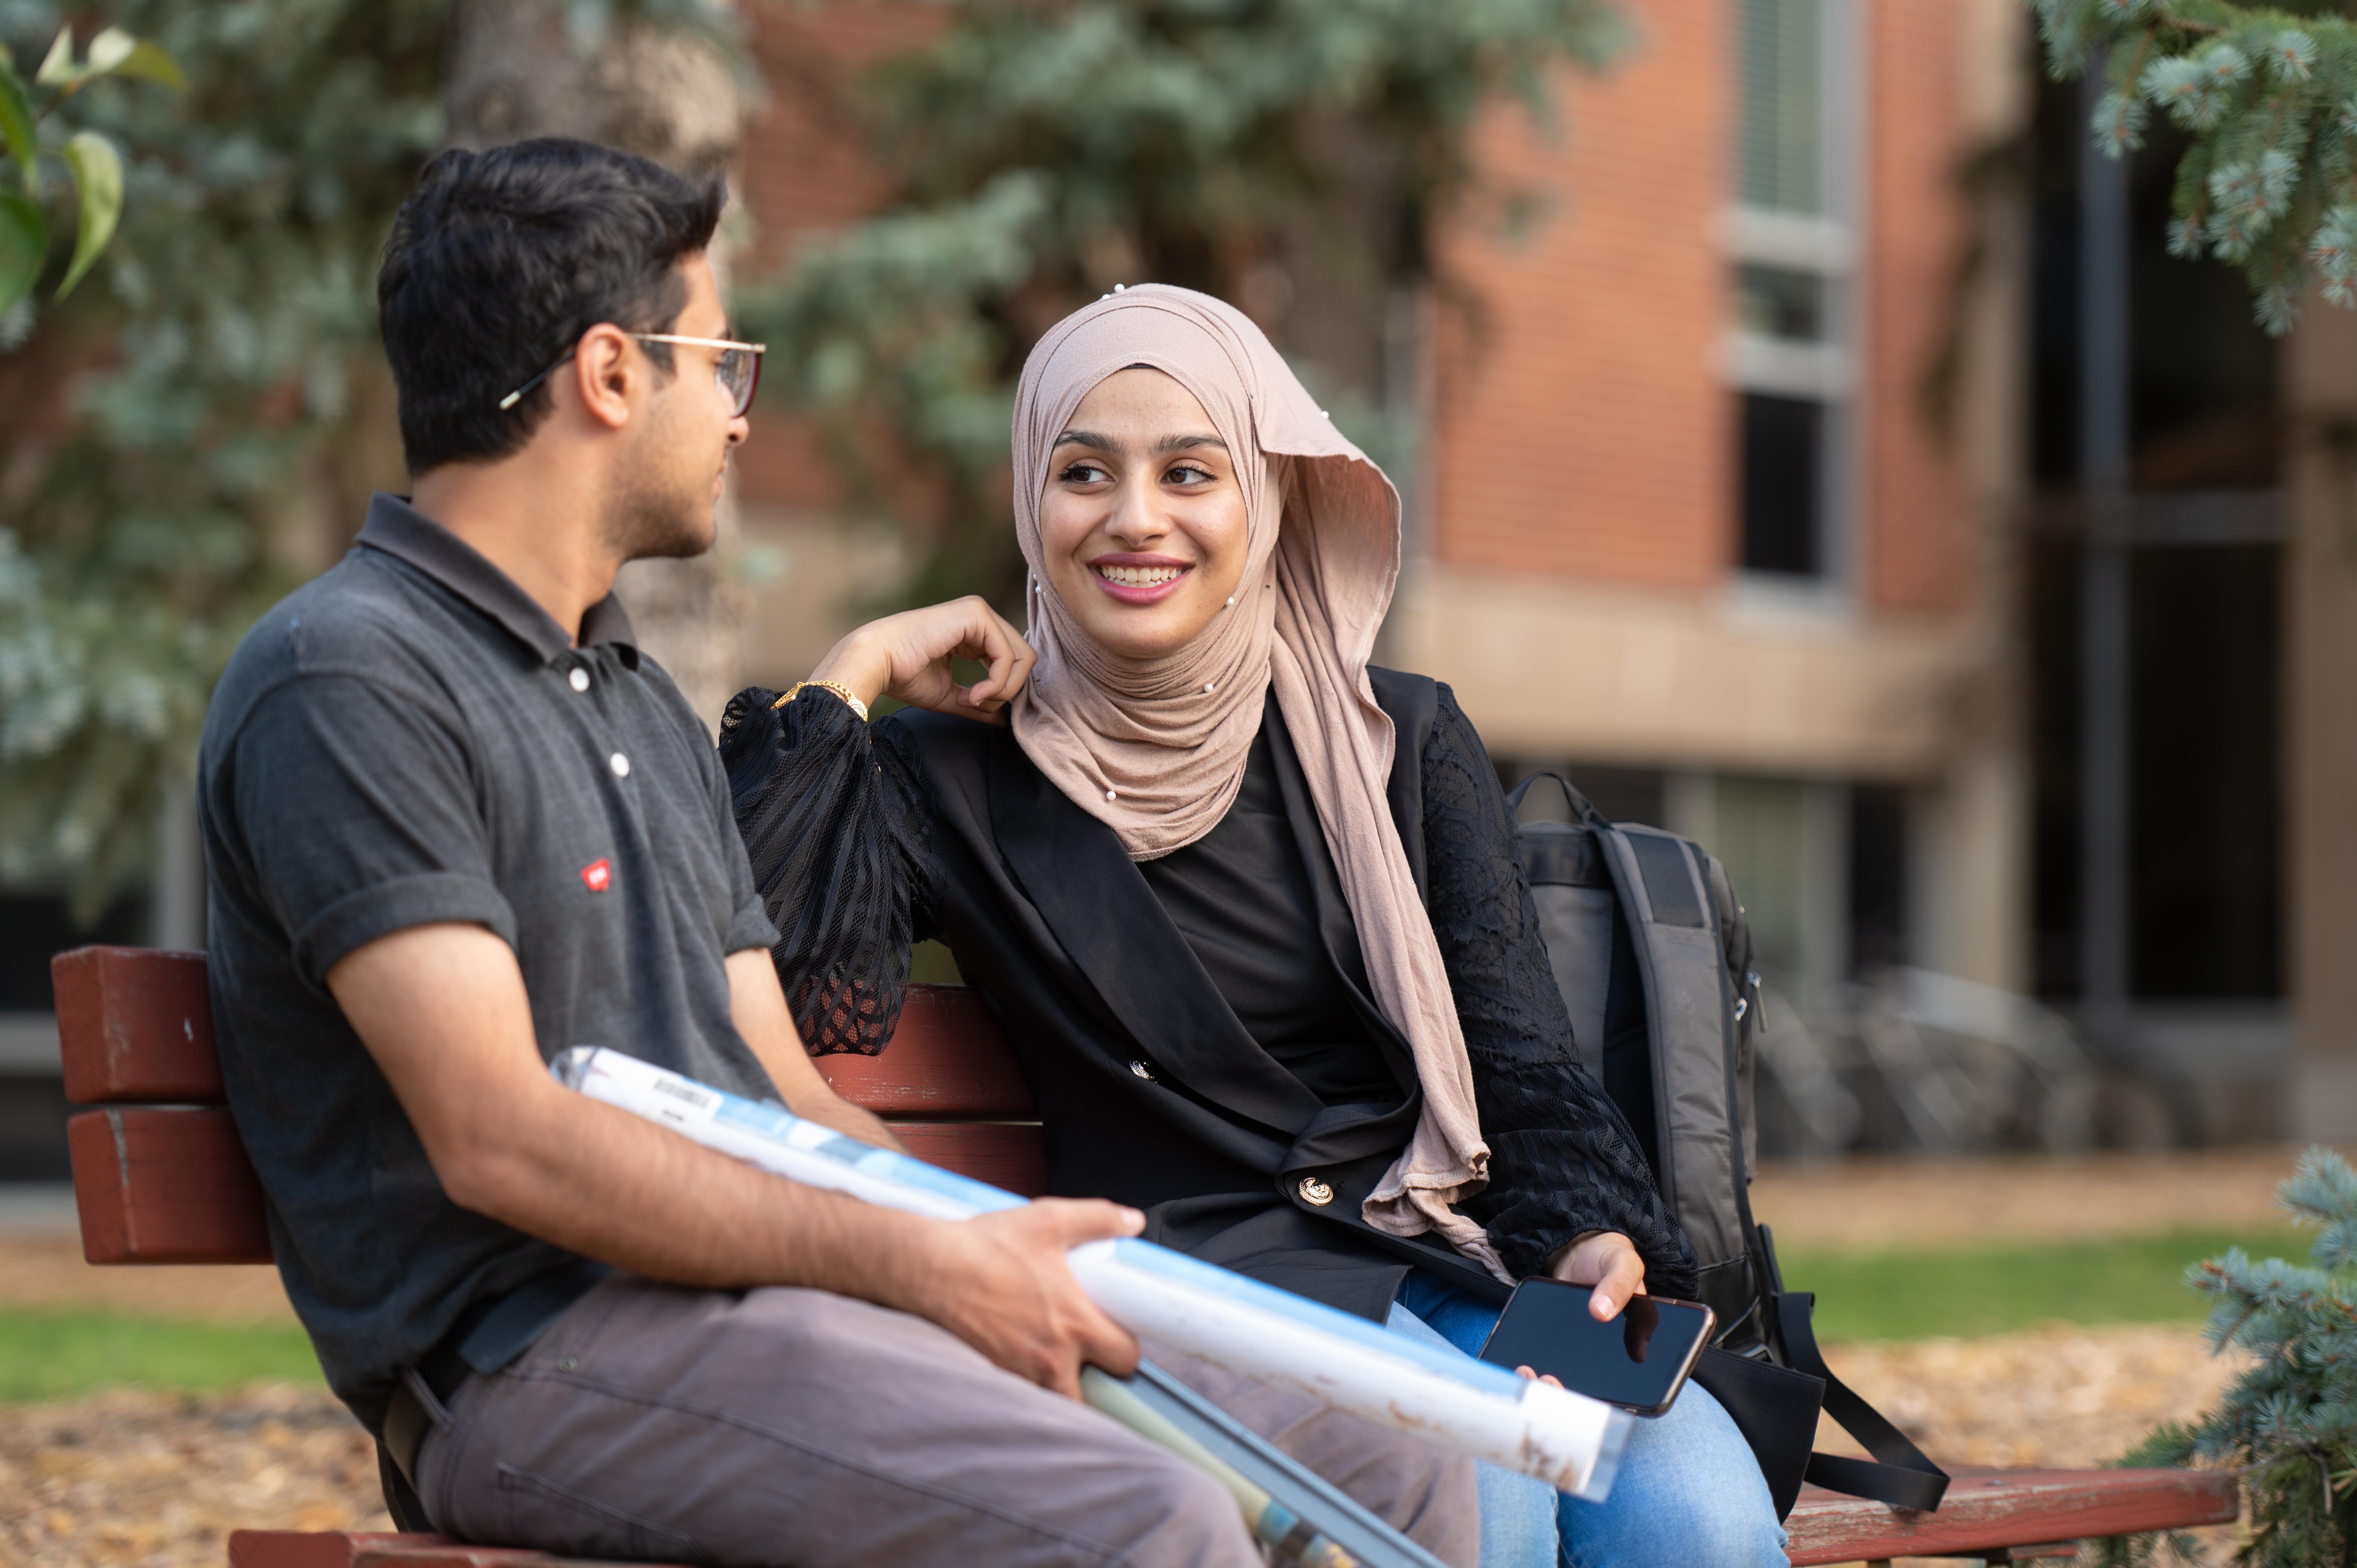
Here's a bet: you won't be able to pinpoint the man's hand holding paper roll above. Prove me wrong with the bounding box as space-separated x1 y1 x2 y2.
911 1198 1146 1398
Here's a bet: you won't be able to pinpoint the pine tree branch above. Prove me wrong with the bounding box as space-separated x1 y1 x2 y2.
2037 0 2357 332
2098 1148 2357 1564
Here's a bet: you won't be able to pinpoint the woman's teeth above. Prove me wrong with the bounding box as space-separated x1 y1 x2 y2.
1097 564 1185 586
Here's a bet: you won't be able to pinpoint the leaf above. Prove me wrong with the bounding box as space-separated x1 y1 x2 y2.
55 132 121 301
83 28 134 76
0 188 47 318
0 64 34 195
34 26 73 87
30 26 178 96
108 42 187 92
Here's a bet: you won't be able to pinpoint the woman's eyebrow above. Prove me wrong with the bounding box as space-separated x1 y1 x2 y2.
1050 430 1227 454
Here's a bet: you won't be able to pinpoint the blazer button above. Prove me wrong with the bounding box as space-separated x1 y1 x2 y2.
1129 1060 1157 1082
1297 1177 1335 1207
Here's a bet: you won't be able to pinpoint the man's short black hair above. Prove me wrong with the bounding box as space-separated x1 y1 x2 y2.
379 138 726 473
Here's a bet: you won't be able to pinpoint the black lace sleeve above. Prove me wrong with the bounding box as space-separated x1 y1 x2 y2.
716 688 939 1055
1419 684 1699 1296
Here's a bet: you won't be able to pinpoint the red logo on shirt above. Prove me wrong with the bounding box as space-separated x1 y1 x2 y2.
580 858 612 893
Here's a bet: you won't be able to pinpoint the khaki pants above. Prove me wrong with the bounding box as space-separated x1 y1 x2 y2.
412 1274 1478 1568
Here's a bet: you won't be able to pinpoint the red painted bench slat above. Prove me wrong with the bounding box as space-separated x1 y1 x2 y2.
55 945 223 1104
888 1119 1049 1197
815 984 1033 1118
1781 1466 2239 1565
67 1105 274 1264
230 1533 677 1567
232 1533 418 1568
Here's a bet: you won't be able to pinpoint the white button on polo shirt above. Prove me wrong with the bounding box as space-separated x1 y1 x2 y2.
569 667 590 692
609 752 631 778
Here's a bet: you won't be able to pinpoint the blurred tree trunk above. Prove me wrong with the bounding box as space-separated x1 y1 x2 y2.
442 0 748 725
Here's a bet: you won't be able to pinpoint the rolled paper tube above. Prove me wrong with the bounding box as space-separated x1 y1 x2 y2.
552 1047 1629 1500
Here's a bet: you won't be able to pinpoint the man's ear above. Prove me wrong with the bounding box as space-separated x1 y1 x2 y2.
569 323 637 432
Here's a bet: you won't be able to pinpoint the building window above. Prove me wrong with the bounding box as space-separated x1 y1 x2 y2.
1740 392 1822 574
1739 0 1823 215
1729 0 1856 585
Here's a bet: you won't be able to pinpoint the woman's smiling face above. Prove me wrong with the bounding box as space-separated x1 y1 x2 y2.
1038 367 1252 660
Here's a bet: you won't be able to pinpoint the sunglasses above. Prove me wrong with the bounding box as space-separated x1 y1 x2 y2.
496 332 767 418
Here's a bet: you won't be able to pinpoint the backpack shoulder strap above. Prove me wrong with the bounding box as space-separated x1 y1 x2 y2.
1773 1290 1951 1510
1587 819 1757 1313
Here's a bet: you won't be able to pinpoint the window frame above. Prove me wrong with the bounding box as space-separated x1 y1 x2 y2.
1725 0 1865 602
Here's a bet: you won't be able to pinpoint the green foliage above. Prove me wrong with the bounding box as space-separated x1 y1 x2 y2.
0 22 179 315
0 1 451 916
2032 0 2357 334
737 0 1630 613
57 128 123 298
2093 1148 2357 1567
0 1 730 916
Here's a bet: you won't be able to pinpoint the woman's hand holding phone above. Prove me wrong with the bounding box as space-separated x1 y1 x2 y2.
1482 1275 1713 1415
1548 1230 1648 1319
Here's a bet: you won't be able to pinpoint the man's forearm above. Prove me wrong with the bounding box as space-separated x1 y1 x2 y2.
440 1072 1151 1402
449 1069 940 1301
724 947 909 1154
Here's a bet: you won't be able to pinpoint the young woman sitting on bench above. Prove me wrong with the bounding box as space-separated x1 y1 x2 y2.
721 285 1785 1568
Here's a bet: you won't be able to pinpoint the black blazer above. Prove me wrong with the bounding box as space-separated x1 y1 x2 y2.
720 669 1694 1319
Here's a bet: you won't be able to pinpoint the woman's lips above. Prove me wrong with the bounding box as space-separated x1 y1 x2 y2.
1089 558 1192 606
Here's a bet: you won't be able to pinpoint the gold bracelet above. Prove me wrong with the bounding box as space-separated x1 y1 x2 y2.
774 679 870 722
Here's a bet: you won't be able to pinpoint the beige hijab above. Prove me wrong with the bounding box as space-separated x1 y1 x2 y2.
1009 284 1506 1279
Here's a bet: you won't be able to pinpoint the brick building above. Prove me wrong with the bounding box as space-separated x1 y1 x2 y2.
1395 0 2026 1012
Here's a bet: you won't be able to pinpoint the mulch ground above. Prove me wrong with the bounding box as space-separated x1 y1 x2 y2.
0 1384 387 1568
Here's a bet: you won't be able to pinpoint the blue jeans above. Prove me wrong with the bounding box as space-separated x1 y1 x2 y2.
1386 1273 1786 1568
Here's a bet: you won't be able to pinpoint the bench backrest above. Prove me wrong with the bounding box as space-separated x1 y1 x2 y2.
53 945 1045 1266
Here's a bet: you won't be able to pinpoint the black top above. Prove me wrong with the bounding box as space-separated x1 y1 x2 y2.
1136 716 1402 1109
199 493 781 1434
721 672 1694 1320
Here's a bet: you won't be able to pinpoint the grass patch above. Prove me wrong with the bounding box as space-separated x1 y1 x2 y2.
1780 1225 2314 1343
0 1309 323 1404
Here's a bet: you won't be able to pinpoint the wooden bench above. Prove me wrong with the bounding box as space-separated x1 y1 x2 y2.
56 944 2239 1567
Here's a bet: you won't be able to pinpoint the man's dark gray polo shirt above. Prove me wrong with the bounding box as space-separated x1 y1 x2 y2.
199 493 780 1433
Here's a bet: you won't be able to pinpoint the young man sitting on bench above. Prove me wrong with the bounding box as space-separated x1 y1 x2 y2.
196 136 1474 1567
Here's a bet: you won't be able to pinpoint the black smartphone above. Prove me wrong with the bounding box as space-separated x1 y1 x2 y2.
1476 1280 1716 1416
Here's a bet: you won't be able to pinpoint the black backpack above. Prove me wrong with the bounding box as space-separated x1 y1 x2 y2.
1506 773 1949 1519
